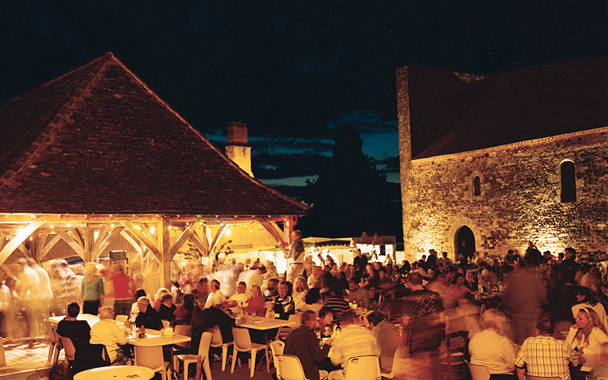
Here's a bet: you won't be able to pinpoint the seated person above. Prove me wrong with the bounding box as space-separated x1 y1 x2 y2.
174 293 195 325
273 281 295 320
264 278 280 301
57 302 91 346
245 284 266 317
205 279 227 309
226 281 248 307
328 310 379 378
90 306 127 364
157 293 176 323
469 309 516 379
285 310 331 380
190 305 235 355
134 296 162 330
129 288 147 322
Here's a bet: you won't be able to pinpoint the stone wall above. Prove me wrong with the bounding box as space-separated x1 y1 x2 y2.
400 127 608 258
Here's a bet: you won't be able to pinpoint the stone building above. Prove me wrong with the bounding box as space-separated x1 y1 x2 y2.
397 56 608 259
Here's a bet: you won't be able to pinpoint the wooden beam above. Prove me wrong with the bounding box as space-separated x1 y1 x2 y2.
121 222 160 259
16 244 30 258
57 230 85 260
120 230 144 254
189 228 210 256
168 225 195 258
208 225 227 254
260 221 288 251
39 235 62 261
93 227 124 259
0 222 44 266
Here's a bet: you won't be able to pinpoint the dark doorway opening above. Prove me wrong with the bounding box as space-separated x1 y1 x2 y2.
455 226 475 260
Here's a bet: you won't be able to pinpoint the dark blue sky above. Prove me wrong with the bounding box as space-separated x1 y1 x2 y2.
2 1 606 187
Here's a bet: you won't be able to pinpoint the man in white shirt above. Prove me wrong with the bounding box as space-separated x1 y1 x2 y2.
205 279 227 309
90 306 127 363
227 282 248 306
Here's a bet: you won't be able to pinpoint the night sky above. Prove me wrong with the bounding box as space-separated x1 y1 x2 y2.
2 1 606 188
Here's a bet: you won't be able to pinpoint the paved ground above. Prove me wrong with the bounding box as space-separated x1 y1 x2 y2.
0 341 276 380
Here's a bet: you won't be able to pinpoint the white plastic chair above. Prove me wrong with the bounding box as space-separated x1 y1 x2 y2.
467 362 490 380
270 340 285 378
134 345 169 380
46 320 61 365
174 331 212 380
210 325 233 371
525 376 561 380
230 327 269 377
275 354 309 380
344 355 380 380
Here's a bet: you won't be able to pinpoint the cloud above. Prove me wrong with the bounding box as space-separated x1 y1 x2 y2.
253 152 330 179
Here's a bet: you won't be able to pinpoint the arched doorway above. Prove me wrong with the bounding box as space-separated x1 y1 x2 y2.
455 226 475 260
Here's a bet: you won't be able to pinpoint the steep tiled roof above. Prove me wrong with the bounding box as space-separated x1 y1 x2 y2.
411 55 608 159
0 53 308 216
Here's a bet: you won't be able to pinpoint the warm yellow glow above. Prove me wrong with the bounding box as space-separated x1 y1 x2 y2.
225 228 232 237
93 231 99 241
149 226 157 234
134 225 142 230
67 223 71 227
168 226 173 230
110 223 115 228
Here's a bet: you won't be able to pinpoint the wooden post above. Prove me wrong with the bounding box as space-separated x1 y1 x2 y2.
159 220 172 289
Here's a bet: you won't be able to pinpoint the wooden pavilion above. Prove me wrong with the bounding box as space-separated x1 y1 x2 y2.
0 53 308 287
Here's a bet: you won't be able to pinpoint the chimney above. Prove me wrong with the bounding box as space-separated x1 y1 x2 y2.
225 122 253 177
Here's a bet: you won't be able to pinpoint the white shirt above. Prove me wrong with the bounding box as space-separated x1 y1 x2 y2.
565 326 608 356
229 292 248 305
90 319 127 362
205 290 226 308
469 330 516 374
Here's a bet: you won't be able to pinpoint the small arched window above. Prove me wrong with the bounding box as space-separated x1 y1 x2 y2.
473 176 481 197
560 160 576 203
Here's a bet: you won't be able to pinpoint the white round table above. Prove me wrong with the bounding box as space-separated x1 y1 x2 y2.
73 365 155 380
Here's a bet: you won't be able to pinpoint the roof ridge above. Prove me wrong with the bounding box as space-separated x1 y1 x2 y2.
106 54 307 213
0 54 114 190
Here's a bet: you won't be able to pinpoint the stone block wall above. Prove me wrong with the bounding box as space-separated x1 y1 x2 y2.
401 128 608 258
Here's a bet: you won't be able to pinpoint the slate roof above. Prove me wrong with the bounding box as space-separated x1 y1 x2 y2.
0 53 308 216
410 55 608 159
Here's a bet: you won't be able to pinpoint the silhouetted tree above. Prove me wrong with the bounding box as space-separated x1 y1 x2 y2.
300 124 401 238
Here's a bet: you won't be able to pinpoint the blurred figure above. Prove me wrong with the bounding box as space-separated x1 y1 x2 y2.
109 262 132 316
191 277 209 307
287 230 305 283
17 258 49 337
157 293 176 324
152 287 170 310
590 342 608 377
502 257 546 344
367 311 400 373
174 293 195 325
285 310 330 380
469 309 516 379
81 263 104 315
293 276 309 310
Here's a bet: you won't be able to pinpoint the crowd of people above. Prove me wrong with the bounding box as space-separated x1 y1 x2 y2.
5 237 608 380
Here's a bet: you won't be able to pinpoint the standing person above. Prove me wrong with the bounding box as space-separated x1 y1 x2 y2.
287 230 305 284
515 317 581 380
110 262 132 317
285 310 331 380
366 311 400 373
16 258 45 337
81 263 104 315
353 249 368 278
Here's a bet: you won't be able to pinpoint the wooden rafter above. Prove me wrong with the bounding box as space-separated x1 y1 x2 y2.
260 221 288 250
168 225 194 258
57 230 85 259
120 230 144 254
121 222 160 259
208 225 227 254
0 222 44 266
39 235 62 261
188 228 210 256
92 227 124 259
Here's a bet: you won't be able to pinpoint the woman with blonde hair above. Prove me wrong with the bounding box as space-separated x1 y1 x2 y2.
293 276 309 310
566 307 608 356
468 308 516 379
81 263 104 315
